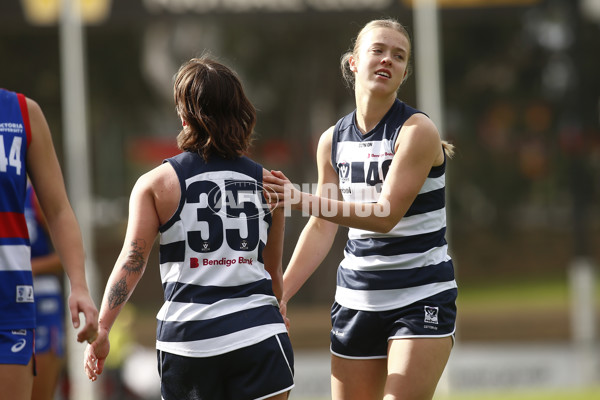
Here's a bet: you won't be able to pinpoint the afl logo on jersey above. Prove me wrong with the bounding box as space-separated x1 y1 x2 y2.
338 161 350 183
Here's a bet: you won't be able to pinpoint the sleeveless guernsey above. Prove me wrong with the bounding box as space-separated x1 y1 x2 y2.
331 99 457 312
0 89 34 329
156 152 287 358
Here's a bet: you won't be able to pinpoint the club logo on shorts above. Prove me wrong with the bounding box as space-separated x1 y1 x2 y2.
331 329 345 337
16 285 34 303
424 306 439 325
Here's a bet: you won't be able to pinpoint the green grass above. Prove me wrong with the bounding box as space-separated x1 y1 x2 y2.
294 387 600 400
434 386 600 400
457 275 600 311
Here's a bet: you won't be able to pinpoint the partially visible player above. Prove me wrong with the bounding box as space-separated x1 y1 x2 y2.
24 184 66 400
84 56 294 400
0 89 98 400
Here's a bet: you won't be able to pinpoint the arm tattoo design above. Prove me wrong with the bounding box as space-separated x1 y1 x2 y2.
107 239 146 310
122 238 147 275
108 277 129 310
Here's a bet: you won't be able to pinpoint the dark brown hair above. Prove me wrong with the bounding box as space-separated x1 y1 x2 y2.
174 56 256 160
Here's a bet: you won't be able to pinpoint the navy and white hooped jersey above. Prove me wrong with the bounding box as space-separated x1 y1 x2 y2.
0 89 34 329
331 99 456 312
156 152 287 358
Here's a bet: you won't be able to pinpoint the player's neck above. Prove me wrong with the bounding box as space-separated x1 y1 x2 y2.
354 92 395 134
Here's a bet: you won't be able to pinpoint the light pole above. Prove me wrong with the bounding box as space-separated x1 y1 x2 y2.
59 0 99 398
412 1 452 397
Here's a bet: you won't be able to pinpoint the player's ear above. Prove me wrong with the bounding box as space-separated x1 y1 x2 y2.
349 55 358 73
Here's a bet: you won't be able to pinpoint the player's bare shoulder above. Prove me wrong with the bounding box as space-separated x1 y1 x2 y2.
396 113 442 154
316 126 335 159
134 163 180 224
404 113 440 140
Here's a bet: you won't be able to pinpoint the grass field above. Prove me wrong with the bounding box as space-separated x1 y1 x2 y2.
294 386 600 400
457 274 599 310
436 387 600 399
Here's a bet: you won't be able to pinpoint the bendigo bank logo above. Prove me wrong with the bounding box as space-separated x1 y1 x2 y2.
190 257 253 268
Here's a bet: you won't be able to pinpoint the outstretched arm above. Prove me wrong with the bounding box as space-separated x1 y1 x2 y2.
276 127 339 313
264 114 444 233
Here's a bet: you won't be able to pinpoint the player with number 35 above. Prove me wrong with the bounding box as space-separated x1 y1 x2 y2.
83 56 294 400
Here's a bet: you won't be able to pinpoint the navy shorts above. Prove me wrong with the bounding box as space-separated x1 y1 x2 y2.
0 329 35 365
158 333 294 400
330 288 457 359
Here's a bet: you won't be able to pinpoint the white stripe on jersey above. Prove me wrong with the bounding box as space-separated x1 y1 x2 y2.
340 244 451 271
336 139 394 159
419 173 446 194
160 261 183 284
0 245 31 271
160 220 183 244
335 281 458 312
156 294 278 322
349 208 447 240
159 258 270 287
156 323 287 358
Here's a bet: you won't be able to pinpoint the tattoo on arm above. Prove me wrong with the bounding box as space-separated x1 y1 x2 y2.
108 277 129 310
122 239 147 275
107 239 147 310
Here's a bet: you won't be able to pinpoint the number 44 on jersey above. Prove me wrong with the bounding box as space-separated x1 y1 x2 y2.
0 135 24 175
